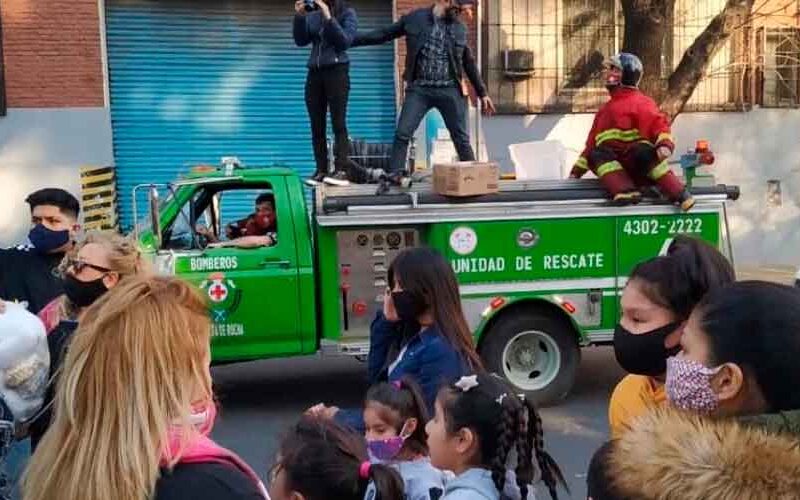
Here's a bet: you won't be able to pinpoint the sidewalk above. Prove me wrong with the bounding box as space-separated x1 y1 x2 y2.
736 266 796 285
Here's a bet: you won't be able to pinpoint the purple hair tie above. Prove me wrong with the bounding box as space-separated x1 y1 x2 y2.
392 380 403 390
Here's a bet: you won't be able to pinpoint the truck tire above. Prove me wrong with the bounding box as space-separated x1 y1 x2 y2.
480 309 580 407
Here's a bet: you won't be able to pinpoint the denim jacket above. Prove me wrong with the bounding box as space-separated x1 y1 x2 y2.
368 312 471 413
293 7 358 69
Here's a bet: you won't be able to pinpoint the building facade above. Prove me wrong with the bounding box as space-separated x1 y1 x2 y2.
1 0 798 267
478 0 800 267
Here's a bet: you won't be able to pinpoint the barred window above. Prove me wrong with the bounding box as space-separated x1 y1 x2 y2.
758 27 800 108
484 0 745 114
561 0 618 91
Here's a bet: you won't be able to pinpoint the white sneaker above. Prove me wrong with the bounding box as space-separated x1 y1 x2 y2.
323 171 351 186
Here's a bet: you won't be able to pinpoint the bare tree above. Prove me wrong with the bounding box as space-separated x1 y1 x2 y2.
621 0 755 121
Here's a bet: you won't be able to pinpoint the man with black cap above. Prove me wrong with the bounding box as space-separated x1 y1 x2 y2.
353 0 495 188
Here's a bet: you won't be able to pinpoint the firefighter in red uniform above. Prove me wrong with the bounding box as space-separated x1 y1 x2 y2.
570 52 695 211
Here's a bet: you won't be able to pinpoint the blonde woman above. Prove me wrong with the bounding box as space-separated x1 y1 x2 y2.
29 231 148 450
23 276 267 500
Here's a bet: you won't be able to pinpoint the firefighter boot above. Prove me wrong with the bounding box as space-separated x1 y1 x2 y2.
612 190 642 206
678 190 696 212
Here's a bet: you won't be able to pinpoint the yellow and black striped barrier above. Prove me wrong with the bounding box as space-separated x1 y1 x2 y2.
80 166 118 232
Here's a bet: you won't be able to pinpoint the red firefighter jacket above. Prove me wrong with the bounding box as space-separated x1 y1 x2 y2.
571 87 674 178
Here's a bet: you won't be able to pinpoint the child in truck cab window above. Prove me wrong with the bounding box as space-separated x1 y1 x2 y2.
364 377 447 500
268 416 404 500
427 373 566 500
201 193 278 249
608 235 735 438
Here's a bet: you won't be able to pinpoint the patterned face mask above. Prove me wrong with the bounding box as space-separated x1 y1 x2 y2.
665 355 723 414
367 421 412 463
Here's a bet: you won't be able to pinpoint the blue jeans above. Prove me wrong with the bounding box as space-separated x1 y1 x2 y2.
3 439 29 500
389 85 474 174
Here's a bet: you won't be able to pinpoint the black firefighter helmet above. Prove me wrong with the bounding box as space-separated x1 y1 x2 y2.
604 52 643 88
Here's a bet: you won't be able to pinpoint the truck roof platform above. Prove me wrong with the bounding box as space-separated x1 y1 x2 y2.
314 178 739 227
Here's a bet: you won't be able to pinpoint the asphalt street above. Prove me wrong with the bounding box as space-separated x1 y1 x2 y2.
210 345 625 499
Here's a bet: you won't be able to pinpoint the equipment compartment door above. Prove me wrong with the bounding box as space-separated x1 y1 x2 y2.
335 229 419 338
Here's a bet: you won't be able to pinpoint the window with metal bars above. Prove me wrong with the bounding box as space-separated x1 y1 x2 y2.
483 0 748 114
758 27 800 107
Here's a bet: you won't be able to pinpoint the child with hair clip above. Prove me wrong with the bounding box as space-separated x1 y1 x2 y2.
426 373 567 500
267 415 404 500
364 377 448 500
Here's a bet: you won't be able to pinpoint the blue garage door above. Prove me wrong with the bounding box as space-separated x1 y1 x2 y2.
106 0 396 228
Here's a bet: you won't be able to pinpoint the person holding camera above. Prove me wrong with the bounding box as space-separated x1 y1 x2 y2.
293 0 358 186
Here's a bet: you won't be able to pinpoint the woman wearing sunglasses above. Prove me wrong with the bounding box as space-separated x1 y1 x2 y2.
28 231 148 451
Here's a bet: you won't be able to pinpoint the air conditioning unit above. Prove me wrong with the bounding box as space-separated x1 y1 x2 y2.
503 49 535 80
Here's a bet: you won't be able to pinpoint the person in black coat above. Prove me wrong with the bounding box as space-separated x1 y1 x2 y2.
0 189 80 314
294 0 358 185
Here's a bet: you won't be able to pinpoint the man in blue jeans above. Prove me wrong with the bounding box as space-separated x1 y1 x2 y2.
353 0 495 186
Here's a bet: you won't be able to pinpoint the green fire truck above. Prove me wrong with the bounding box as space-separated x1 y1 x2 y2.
134 163 738 405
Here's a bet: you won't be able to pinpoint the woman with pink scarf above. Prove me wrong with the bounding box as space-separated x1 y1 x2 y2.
22 276 267 500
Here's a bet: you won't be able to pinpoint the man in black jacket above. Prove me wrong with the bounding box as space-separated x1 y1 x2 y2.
353 0 495 182
0 189 80 313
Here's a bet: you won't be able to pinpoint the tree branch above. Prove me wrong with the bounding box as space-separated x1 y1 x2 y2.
659 0 755 120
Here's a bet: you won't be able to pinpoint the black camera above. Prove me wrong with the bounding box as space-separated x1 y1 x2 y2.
303 0 319 12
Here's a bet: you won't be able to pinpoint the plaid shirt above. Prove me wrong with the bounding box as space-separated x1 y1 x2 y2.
414 18 455 87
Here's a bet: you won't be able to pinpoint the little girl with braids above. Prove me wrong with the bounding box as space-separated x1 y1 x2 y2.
426 373 567 500
268 415 404 500
364 377 448 500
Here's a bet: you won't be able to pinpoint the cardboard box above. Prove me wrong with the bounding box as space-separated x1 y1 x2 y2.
433 161 500 197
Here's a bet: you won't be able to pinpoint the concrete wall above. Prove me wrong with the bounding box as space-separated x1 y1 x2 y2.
0 108 115 246
481 108 800 267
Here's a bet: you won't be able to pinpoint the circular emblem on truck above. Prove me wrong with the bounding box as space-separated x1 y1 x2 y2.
517 229 540 248
449 226 478 256
207 279 229 303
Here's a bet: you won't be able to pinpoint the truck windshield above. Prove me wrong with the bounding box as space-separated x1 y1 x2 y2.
134 186 196 250
134 188 174 236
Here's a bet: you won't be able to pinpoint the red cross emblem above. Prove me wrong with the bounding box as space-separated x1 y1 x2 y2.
208 280 228 303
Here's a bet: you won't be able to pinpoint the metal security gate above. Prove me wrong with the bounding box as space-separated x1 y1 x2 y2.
106 0 396 228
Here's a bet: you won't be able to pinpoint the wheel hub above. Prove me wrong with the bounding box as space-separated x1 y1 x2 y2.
501 330 562 392
513 344 536 367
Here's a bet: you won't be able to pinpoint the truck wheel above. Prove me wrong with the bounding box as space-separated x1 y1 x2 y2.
480 310 580 407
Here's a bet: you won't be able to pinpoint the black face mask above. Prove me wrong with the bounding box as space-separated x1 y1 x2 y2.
391 291 427 323
64 274 109 308
613 322 681 376
28 224 70 255
444 6 461 22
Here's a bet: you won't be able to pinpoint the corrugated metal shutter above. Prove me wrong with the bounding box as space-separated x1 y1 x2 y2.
106 0 396 228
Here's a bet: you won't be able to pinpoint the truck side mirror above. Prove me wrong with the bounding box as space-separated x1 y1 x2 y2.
148 185 162 248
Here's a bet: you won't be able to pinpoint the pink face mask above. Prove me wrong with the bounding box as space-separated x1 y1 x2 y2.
188 402 218 436
665 356 722 414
